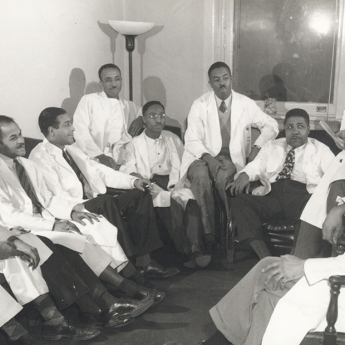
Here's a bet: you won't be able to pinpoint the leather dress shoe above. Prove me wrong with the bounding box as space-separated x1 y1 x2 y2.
42 318 100 341
103 313 135 329
8 333 43 345
135 285 166 307
183 251 211 269
138 261 180 279
104 297 154 321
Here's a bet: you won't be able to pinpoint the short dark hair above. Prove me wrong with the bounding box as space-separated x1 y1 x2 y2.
39 107 67 137
142 101 165 116
0 115 16 141
208 62 232 80
284 108 310 126
98 64 121 80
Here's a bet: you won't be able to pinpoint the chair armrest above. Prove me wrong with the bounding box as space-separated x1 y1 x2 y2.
105 187 129 196
336 234 345 256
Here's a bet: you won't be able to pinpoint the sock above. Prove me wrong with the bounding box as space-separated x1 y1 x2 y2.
118 279 140 297
75 294 102 316
2 318 28 341
33 294 65 326
120 262 137 278
135 254 151 267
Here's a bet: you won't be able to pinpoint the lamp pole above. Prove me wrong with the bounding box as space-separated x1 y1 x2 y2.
125 35 136 101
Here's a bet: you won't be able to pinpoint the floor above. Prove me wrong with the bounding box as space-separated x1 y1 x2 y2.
1 248 258 345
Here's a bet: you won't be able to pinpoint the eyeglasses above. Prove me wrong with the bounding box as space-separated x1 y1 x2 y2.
147 113 166 119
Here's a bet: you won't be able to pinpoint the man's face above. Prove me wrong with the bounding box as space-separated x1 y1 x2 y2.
209 67 232 100
100 68 122 99
285 116 310 148
0 122 26 158
50 114 75 147
143 104 166 136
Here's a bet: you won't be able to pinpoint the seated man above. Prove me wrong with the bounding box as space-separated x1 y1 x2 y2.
0 226 100 344
123 101 210 268
180 61 279 250
73 63 143 171
293 147 345 258
208 250 345 345
29 107 178 279
227 109 334 258
0 115 165 310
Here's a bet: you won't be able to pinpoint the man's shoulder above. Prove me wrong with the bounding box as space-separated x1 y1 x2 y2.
232 90 258 105
307 137 332 151
80 92 104 102
162 130 181 141
29 141 48 159
193 91 214 105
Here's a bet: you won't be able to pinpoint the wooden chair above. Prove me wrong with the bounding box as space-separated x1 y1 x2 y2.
300 235 345 345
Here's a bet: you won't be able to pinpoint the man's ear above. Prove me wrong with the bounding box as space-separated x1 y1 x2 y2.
47 126 55 136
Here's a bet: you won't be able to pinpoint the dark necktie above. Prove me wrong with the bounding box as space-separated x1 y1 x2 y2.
219 101 227 113
62 151 92 199
276 148 295 180
14 159 42 214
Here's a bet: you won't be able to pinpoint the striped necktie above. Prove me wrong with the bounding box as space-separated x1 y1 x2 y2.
14 159 42 214
276 148 295 180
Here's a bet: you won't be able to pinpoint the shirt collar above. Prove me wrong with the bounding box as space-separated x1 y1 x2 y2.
0 153 16 170
215 93 232 108
144 130 163 143
287 143 307 153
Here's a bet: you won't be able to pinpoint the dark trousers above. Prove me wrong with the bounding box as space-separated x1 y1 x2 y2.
112 189 163 257
292 180 345 259
83 194 135 257
38 237 107 309
231 180 311 242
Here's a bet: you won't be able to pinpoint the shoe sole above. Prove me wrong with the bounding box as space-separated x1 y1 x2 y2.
194 254 211 268
129 297 154 317
43 329 100 341
105 317 135 329
152 292 166 307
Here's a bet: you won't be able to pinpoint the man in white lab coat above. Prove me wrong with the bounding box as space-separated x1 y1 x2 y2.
180 61 279 252
30 107 179 280
227 109 334 258
73 63 143 171
123 101 210 268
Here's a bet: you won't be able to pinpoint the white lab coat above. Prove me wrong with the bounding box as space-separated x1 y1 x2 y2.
300 150 345 228
123 130 194 208
263 254 345 345
73 91 141 164
0 155 128 272
0 227 51 310
29 139 137 202
0 285 23 327
238 138 335 196
180 90 279 178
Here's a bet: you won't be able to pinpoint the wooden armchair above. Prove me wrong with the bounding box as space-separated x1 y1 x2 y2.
300 235 345 345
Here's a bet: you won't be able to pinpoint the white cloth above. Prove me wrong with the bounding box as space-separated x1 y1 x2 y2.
123 130 194 208
262 254 345 345
73 91 141 165
29 139 137 202
0 285 23 327
300 150 345 228
180 90 279 178
238 137 335 196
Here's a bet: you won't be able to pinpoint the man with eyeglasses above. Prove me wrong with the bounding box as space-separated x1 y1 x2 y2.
73 63 144 171
123 101 211 268
180 61 279 255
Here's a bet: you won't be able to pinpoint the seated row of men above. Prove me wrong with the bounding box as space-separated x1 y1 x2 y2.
1 59 343 345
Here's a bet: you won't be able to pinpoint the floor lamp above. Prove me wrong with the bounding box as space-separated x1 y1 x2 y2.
108 20 154 101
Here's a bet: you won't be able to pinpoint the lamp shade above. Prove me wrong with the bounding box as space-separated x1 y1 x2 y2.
108 20 154 35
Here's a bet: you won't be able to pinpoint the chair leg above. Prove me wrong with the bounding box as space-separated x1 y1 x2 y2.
226 217 236 264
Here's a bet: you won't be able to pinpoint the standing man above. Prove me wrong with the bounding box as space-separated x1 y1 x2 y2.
227 109 334 258
73 63 143 171
180 61 279 251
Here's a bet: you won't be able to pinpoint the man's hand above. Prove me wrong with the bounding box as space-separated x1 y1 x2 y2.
261 255 305 290
134 178 153 194
96 154 121 170
226 172 250 196
336 131 345 150
12 239 40 269
247 146 261 163
202 154 221 181
71 211 101 226
128 116 144 137
322 204 345 245
53 220 81 234
0 241 22 260
130 172 144 179
9 226 31 236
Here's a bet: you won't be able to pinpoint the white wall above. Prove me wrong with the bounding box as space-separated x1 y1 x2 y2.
0 0 125 138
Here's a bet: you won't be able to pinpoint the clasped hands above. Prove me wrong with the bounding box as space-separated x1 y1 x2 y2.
261 255 305 291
